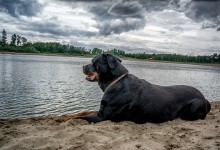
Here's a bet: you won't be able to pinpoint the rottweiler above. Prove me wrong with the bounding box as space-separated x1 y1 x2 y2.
82 54 211 123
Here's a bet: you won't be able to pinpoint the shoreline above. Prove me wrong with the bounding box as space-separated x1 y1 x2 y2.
1 51 220 67
0 101 219 150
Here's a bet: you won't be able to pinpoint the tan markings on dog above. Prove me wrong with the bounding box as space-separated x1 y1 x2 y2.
92 71 100 81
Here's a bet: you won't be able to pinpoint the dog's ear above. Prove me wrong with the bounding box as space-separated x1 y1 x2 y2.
106 54 122 69
105 54 128 76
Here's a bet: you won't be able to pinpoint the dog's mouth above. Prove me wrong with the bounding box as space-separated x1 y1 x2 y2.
86 72 96 81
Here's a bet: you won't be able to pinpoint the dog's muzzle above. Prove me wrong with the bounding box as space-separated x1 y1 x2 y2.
83 65 97 82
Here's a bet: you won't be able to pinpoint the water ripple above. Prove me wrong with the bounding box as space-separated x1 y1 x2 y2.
0 54 219 119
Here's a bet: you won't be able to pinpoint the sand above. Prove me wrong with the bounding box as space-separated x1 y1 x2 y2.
0 102 219 150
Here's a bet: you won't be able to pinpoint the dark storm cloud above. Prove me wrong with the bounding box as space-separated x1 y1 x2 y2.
60 0 107 1
58 0 220 35
184 0 220 31
88 0 146 35
142 0 220 31
185 0 220 20
138 0 220 32
56 0 146 35
19 21 96 37
93 0 146 35
98 18 146 35
139 0 170 11
109 1 144 17
60 0 220 36
0 0 42 18
201 23 217 30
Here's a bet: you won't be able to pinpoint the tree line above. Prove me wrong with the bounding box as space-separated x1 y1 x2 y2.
0 29 220 63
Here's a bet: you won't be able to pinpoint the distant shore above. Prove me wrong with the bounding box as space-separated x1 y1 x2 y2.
0 101 219 150
1 51 220 67
0 51 93 58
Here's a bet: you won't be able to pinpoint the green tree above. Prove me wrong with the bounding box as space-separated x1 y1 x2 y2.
218 54 220 63
10 34 17 46
211 53 218 63
92 48 102 54
16 35 21 46
1 29 7 45
21 37 27 46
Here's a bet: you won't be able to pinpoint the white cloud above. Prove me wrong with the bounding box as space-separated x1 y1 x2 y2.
0 0 220 55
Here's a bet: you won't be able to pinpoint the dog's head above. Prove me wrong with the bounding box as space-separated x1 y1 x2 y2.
83 54 128 82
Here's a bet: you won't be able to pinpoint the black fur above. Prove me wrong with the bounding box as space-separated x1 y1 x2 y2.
82 54 211 124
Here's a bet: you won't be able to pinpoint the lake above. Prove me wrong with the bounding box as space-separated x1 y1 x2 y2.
0 54 220 119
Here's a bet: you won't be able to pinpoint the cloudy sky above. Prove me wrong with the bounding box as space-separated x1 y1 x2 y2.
0 0 220 55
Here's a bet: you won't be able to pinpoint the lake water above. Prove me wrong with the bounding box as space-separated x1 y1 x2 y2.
0 54 220 119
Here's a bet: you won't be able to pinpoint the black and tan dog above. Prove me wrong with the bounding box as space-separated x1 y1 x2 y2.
82 54 211 124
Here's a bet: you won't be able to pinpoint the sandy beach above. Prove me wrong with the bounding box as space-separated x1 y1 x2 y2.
0 102 219 150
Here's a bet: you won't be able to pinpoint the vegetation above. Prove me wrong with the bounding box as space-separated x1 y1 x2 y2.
1 29 220 64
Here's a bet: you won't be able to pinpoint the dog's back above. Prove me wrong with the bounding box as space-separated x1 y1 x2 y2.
102 74 211 123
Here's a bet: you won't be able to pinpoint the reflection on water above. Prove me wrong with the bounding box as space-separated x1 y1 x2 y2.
0 54 219 119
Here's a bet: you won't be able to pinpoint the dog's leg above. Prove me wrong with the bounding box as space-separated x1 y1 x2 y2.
180 99 211 121
79 115 102 123
80 100 114 123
